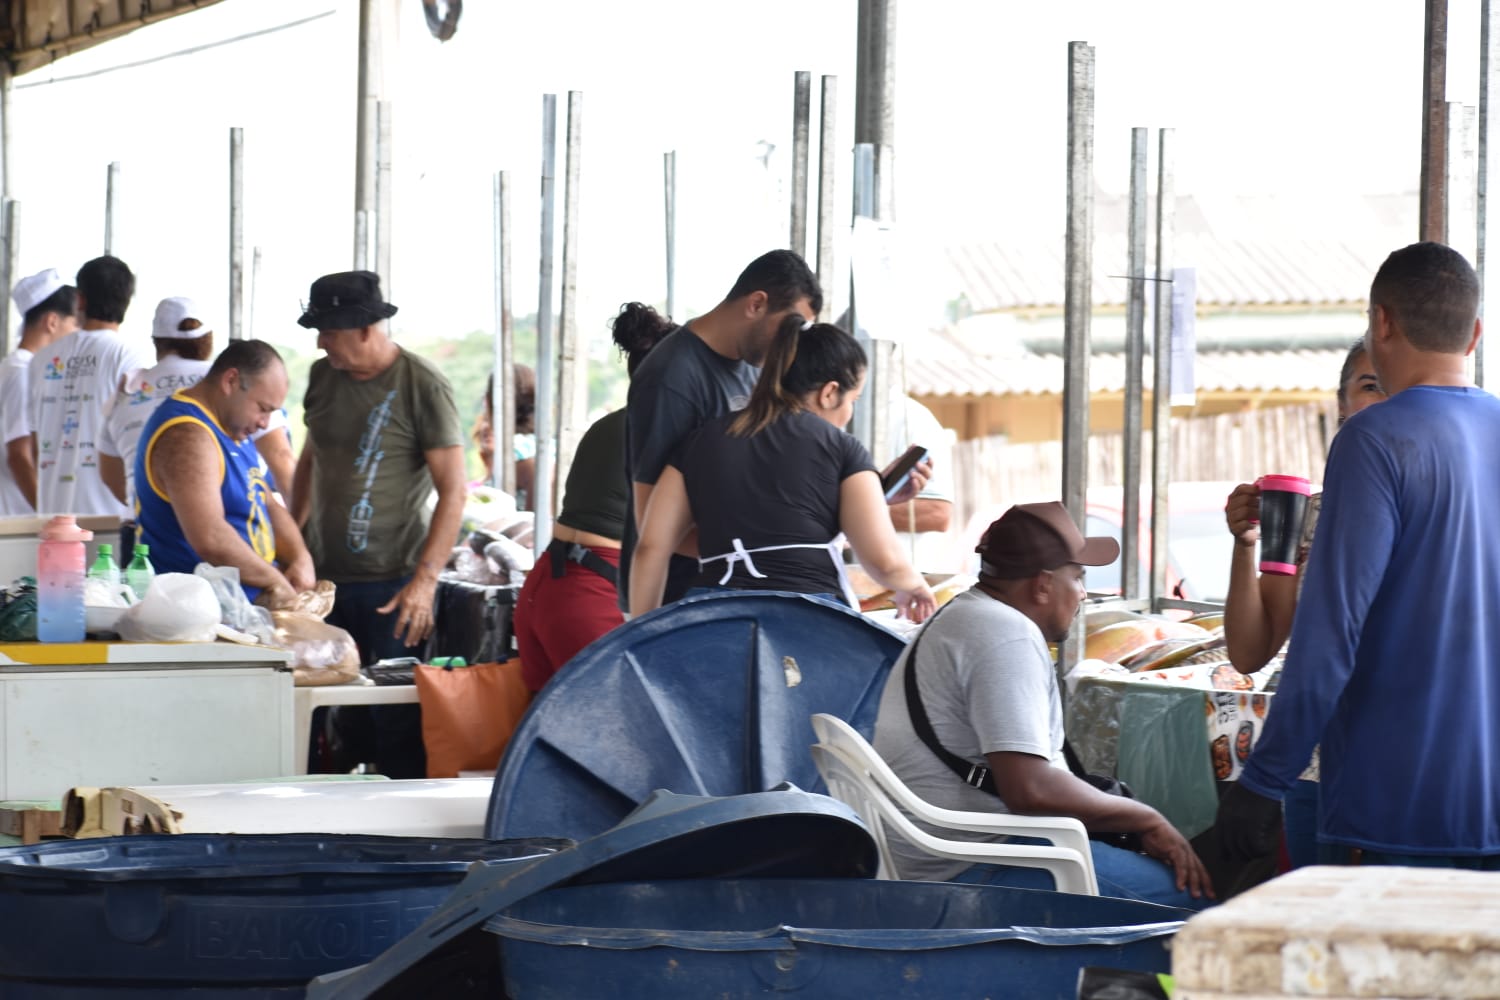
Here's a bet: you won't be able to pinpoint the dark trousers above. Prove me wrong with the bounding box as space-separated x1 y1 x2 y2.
325 576 429 779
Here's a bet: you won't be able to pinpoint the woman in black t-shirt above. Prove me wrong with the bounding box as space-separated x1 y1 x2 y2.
630 317 936 622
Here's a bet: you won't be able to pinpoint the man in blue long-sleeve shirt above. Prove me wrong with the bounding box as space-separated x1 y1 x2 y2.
1220 242 1500 867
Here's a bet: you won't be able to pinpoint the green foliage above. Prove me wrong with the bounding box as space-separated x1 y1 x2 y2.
278 314 629 483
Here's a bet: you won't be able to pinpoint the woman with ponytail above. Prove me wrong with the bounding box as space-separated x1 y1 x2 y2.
513 303 674 692
630 317 936 622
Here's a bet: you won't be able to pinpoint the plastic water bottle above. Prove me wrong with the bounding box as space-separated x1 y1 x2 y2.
37 515 93 642
88 544 121 589
125 543 156 603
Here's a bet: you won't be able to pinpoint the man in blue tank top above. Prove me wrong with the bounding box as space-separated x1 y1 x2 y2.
135 339 314 605
1222 242 1500 869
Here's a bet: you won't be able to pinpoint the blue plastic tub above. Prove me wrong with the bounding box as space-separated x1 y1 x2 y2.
488 878 1187 999
488 591 907 842
0 832 569 996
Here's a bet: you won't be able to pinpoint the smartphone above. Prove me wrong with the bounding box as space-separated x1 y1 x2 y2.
880 445 928 501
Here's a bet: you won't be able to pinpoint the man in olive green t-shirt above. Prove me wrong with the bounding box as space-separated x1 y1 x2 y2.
290 270 465 776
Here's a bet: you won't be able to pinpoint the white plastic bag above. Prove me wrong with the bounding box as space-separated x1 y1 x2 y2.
193 563 275 645
114 573 221 642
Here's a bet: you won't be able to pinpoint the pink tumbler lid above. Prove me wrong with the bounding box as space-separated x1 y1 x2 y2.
39 515 93 543
1257 474 1312 495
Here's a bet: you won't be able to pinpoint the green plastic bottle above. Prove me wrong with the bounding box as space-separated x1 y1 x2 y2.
125 543 156 602
87 544 121 588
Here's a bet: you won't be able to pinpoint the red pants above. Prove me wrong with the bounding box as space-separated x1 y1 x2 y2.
514 545 624 692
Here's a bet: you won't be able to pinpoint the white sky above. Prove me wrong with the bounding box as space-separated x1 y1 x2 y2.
3 0 1484 359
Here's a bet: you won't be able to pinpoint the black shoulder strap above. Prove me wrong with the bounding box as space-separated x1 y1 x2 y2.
902 606 999 793
903 604 1089 795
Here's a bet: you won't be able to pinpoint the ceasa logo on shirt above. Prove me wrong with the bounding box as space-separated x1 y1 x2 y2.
65 355 100 379
130 380 153 404
44 357 64 379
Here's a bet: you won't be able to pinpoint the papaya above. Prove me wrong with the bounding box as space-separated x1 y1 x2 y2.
1085 608 1148 634
1084 619 1213 665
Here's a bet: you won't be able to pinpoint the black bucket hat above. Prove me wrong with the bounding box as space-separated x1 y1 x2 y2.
296 270 399 330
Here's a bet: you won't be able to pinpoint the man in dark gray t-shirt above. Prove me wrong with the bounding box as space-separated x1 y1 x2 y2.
619 250 822 609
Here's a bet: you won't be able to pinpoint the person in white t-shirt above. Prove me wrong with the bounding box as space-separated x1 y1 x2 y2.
0 270 78 516
99 297 215 510
884 396 956 574
26 256 151 517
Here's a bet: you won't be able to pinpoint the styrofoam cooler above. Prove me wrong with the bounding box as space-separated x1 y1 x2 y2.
1174 865 1500 999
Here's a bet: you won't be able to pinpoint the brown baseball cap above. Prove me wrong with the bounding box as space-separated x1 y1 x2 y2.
976 501 1120 579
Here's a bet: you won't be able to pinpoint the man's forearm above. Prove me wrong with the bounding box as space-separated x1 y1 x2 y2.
186 523 287 590
414 487 464 580
267 499 311 568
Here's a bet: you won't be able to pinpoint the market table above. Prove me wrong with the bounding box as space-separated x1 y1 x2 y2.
1067 667 1275 839
0 640 293 800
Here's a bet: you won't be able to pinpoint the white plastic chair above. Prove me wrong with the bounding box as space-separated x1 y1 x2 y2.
810 713 1099 895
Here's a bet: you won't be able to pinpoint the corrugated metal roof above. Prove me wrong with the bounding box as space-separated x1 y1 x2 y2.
907 347 1350 398
3 0 228 76
947 192 1421 312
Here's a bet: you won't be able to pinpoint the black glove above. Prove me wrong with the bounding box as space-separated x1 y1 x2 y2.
1216 781 1283 861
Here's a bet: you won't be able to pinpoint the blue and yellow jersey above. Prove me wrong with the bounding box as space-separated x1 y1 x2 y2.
135 392 275 600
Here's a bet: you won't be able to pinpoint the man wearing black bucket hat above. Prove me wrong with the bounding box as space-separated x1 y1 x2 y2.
873 501 1214 909
290 270 465 777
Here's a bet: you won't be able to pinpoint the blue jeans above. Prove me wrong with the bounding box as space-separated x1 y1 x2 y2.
325 576 428 779
950 840 1213 911
1282 779 1320 869
1318 842 1500 870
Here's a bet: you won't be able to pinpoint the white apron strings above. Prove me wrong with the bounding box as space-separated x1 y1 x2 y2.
698 534 862 612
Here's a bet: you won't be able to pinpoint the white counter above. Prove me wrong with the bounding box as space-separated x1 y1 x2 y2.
0 640 293 800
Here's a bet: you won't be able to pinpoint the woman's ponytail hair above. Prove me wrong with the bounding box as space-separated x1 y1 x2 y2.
729 317 866 437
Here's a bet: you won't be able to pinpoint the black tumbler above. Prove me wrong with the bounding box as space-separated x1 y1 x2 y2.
1257 475 1311 575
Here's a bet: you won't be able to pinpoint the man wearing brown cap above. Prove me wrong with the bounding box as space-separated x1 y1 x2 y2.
873 501 1213 909
290 270 465 777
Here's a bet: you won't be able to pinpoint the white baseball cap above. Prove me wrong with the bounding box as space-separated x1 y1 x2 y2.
152 296 212 340
12 268 65 316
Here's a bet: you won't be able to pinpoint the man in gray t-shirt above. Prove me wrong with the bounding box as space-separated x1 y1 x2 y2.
874 501 1213 909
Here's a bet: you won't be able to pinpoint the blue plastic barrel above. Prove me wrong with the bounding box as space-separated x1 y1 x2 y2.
0 832 569 997
489 879 1187 999
488 591 907 841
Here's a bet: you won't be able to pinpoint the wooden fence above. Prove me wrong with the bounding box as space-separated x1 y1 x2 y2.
951 401 1338 531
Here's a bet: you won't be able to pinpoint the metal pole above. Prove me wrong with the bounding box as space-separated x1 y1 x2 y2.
1448 102 1478 267
791 70 811 254
1122 127 1149 602
1059 41 1094 679
1421 0 1449 243
354 211 370 271
816 74 837 320
533 94 559 550
0 63 12 204
1150 128 1176 608
248 245 262 341
664 150 676 319
1480 0 1497 386
849 143 876 453
228 127 245 341
855 0 897 221
556 92 587 501
353 0 379 267
375 99 393 292
1061 42 1094 529
493 171 516 495
104 161 121 255
0 201 15 356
